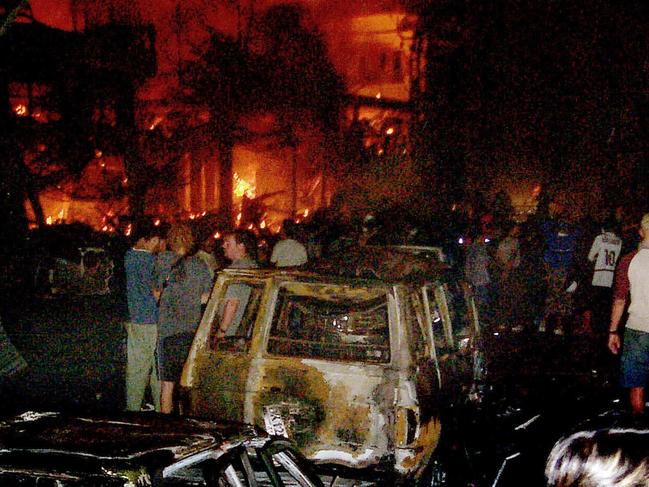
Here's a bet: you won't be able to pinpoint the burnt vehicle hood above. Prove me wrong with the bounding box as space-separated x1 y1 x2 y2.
0 411 260 478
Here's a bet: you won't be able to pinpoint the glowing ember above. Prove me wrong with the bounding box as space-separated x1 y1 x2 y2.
154 218 161 226
233 172 255 199
149 115 163 131
14 104 27 116
385 127 394 135
126 224 132 237
94 149 103 158
236 213 242 221
260 221 266 229
213 232 221 239
46 216 53 225
303 209 309 217
375 93 381 99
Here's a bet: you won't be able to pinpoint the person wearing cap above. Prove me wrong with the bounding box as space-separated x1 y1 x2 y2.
608 213 649 414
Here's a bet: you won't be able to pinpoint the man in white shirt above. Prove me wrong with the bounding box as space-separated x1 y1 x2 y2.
584 220 622 335
588 222 622 288
271 219 308 268
608 214 649 414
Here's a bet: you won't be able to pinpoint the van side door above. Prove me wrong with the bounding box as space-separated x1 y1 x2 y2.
182 273 267 421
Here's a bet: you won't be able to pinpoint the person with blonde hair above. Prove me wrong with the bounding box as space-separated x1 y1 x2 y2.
608 213 649 414
156 222 212 414
546 428 649 486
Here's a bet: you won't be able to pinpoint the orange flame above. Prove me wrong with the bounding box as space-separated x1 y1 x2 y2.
14 104 27 116
233 173 255 198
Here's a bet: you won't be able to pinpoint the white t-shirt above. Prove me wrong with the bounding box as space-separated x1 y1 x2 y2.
270 239 308 267
625 248 649 331
588 231 622 287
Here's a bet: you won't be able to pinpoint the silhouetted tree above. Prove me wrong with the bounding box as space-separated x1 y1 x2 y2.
254 4 344 131
184 3 344 224
184 33 259 223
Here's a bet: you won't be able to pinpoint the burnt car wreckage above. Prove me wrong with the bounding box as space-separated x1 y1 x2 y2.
27 224 118 297
179 246 487 485
0 411 325 486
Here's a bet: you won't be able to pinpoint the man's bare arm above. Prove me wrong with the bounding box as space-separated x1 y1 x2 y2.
608 298 626 355
216 299 239 338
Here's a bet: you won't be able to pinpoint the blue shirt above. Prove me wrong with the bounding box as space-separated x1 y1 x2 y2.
124 248 159 324
541 220 580 269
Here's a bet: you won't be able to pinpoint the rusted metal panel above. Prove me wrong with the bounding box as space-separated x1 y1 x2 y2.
248 360 392 468
0 411 329 486
0 412 265 484
190 352 251 422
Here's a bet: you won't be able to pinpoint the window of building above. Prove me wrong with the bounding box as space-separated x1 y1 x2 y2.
8 82 59 123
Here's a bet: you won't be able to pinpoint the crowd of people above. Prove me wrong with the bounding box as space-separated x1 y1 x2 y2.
121 201 649 414
462 205 634 345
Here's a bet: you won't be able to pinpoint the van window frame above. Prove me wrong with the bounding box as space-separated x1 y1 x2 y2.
264 281 391 364
432 284 455 348
206 276 267 354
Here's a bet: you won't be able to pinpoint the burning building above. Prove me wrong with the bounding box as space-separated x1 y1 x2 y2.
16 0 419 231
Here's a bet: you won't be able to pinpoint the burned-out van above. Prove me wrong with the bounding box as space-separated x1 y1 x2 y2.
181 262 480 483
